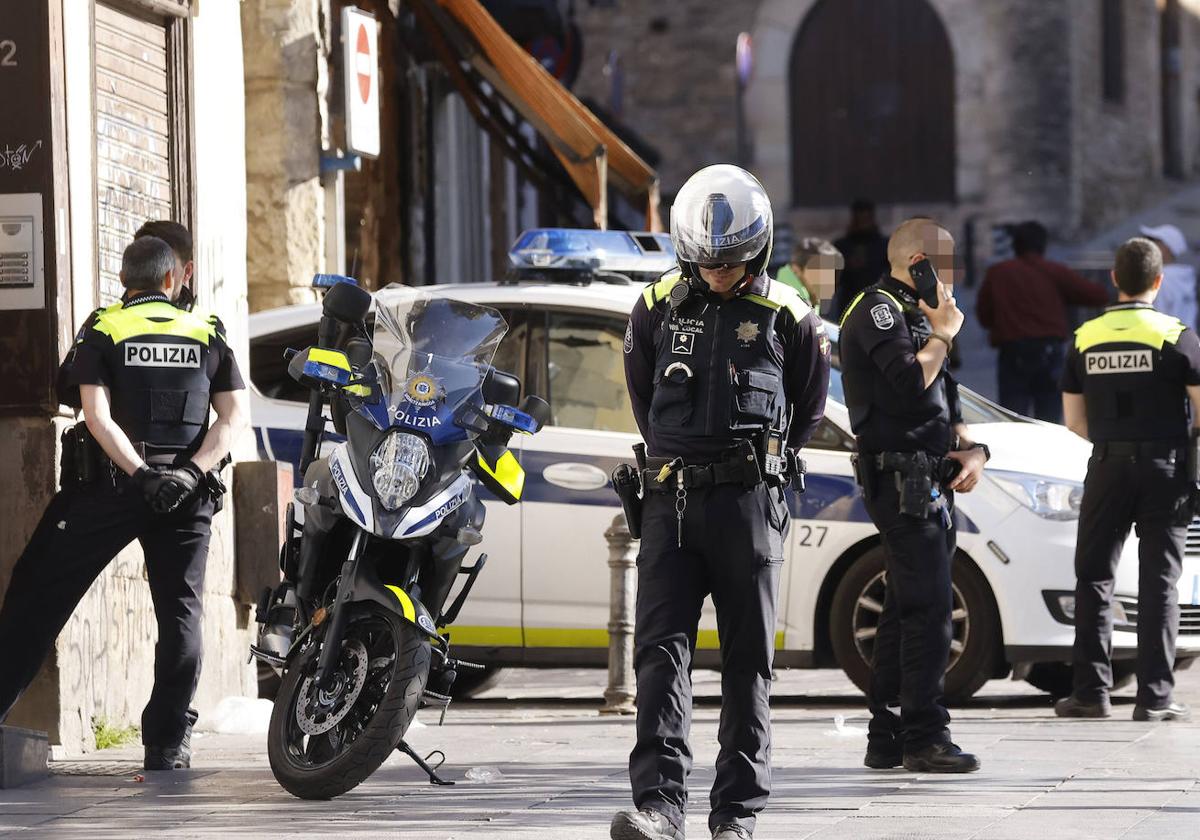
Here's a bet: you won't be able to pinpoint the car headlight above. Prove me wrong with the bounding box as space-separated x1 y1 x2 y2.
369 432 430 510
990 470 1083 521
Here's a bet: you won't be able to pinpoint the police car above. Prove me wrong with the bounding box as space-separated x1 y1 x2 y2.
248 229 1200 701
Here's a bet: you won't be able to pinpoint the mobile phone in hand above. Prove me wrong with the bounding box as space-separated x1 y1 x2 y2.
909 258 941 308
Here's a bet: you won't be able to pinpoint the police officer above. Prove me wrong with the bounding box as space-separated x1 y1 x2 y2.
839 218 986 774
1055 237 1200 722
611 165 830 840
0 230 248 770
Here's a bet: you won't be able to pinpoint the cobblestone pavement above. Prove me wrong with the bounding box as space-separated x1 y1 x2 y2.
2 667 1199 839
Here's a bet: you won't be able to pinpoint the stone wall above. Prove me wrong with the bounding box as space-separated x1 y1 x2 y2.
571 0 1185 247
242 0 330 312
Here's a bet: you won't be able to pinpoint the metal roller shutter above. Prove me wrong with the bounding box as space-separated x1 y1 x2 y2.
95 3 173 304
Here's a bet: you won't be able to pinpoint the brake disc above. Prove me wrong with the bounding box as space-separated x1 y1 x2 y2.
295 639 369 736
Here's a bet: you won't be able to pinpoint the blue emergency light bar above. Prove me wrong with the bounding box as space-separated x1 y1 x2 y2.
312 273 360 289
507 228 675 280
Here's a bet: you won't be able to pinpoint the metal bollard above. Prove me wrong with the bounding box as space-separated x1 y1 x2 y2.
601 512 638 715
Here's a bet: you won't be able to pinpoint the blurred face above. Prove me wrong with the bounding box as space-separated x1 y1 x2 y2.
898 225 957 291
166 255 194 302
698 261 748 295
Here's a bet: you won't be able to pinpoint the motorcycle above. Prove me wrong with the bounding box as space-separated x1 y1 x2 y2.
252 278 548 800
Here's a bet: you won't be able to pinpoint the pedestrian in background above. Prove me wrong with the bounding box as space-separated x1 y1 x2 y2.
833 198 890 319
1056 237 1200 722
976 221 1108 422
776 236 843 316
1140 223 1197 333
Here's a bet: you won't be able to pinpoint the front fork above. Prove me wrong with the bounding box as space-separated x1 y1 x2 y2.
314 529 365 690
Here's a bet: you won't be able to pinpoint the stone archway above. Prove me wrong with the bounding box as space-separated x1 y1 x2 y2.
747 0 983 213
788 0 955 206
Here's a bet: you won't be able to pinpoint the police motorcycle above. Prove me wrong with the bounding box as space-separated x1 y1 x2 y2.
253 277 548 800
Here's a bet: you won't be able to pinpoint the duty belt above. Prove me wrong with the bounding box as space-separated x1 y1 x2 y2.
642 455 761 492
1095 440 1185 459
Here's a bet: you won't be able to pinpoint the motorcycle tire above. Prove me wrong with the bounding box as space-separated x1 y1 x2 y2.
268 604 430 799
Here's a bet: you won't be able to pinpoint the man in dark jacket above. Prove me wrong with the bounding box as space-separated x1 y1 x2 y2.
833 198 890 318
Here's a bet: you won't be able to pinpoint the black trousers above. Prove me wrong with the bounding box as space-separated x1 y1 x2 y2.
629 482 787 836
997 337 1065 423
1072 451 1186 708
0 479 214 747
862 478 956 751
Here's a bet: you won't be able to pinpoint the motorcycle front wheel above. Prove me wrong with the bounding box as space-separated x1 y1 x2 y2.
268 603 430 799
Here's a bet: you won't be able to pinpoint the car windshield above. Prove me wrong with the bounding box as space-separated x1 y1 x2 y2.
824 321 1019 425
355 285 508 433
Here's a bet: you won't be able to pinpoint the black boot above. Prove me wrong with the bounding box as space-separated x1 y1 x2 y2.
1133 701 1190 721
610 808 685 840
144 711 195 771
902 742 980 773
864 740 904 769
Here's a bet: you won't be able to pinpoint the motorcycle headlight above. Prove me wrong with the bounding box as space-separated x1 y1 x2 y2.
369 432 430 510
990 470 1083 521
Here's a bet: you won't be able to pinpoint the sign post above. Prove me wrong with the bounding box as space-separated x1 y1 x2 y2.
342 7 380 159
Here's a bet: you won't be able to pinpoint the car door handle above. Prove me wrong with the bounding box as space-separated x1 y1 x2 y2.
543 462 609 491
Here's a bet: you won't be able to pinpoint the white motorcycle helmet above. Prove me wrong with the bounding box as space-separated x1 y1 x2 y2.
670 164 773 280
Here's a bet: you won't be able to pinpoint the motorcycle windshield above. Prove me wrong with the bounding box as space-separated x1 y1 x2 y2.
354 285 507 442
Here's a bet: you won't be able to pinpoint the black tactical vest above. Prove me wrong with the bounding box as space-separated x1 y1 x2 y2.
1073 303 1191 443
644 272 808 458
88 297 220 450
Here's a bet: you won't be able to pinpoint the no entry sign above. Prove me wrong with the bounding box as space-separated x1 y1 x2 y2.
342 6 380 158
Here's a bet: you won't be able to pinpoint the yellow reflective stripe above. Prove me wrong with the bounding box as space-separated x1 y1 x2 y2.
92 301 215 345
309 348 351 370
384 585 417 623
765 278 814 323
443 625 524 646
840 288 902 327
343 384 370 397
642 271 683 308
1075 308 1186 352
453 626 785 650
476 449 525 500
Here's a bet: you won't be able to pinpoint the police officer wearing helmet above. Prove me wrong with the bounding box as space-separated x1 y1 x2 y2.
1055 237 1200 722
0 230 248 770
839 217 986 774
612 165 831 840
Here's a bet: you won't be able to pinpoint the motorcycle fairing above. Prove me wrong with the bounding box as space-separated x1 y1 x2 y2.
470 443 525 505
347 557 440 639
329 443 475 540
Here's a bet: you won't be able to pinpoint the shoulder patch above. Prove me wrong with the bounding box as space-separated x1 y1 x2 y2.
870 303 896 330
624 320 633 354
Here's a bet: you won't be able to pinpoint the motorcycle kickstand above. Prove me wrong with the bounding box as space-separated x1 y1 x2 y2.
397 740 455 786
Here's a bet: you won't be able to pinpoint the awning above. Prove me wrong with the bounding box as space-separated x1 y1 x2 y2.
413 0 662 231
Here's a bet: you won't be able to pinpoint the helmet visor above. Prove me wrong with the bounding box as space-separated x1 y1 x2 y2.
671 166 773 265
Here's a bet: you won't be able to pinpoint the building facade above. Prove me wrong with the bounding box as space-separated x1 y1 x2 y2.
571 0 1200 251
0 0 256 752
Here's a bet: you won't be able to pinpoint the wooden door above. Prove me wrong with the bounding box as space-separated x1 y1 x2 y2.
789 0 955 206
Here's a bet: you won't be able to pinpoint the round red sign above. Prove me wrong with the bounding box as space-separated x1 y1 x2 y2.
356 23 371 104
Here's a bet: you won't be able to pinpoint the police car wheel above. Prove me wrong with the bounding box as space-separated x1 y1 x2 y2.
1024 661 1136 698
829 546 1000 703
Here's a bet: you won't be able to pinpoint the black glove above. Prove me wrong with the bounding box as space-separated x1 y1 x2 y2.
136 462 204 514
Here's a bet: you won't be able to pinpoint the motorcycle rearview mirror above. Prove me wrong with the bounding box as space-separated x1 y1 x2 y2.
344 336 373 369
322 281 372 325
518 395 551 430
287 347 351 389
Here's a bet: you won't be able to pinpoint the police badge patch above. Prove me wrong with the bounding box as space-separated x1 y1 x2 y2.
735 320 760 345
624 321 633 354
870 303 896 330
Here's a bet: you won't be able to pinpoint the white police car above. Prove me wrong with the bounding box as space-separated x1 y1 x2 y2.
248 230 1200 700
